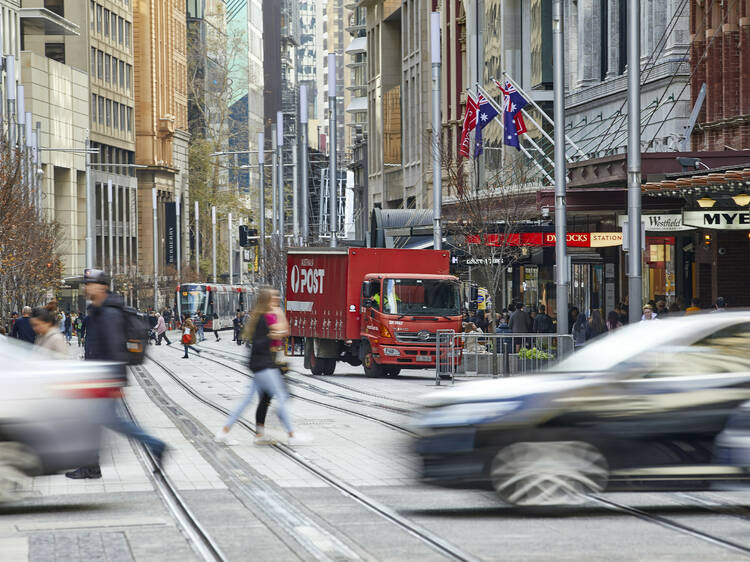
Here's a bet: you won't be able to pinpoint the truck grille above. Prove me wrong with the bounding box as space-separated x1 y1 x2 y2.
395 331 436 343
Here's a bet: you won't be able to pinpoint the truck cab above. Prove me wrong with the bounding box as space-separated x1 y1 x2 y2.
359 274 462 377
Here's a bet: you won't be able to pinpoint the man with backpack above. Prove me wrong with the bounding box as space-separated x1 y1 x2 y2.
66 269 167 479
533 304 554 334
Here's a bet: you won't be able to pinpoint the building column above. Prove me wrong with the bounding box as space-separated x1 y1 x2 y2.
576 0 600 88
605 0 620 79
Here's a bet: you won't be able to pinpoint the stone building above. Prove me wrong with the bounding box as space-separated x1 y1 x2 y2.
133 0 189 302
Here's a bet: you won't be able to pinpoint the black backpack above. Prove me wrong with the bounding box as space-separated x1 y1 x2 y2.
122 306 150 364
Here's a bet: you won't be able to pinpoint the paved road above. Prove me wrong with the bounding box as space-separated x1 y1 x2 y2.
4 332 750 560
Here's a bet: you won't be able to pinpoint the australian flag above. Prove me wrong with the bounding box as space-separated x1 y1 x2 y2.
473 95 499 159
499 80 528 151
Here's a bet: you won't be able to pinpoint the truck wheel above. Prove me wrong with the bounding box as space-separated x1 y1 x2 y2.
362 343 385 378
321 359 336 376
310 352 335 377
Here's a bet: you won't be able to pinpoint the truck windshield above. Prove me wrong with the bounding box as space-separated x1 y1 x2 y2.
382 279 460 316
179 285 206 316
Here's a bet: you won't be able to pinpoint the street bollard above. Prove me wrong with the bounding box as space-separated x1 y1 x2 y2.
503 341 510 377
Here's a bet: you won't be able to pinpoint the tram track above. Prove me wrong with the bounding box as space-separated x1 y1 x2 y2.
120 398 227 562
141 356 481 562
163 343 418 437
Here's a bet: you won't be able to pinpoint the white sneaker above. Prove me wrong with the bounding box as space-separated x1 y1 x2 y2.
254 434 275 445
287 433 312 447
214 429 239 446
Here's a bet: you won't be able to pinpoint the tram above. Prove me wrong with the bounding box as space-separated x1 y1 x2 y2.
175 283 253 330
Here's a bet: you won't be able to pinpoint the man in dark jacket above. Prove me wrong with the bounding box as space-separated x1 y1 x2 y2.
10 306 36 344
509 302 533 333
533 304 554 333
66 269 166 479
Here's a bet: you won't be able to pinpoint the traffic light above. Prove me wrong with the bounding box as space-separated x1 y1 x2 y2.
239 225 249 247
247 228 258 246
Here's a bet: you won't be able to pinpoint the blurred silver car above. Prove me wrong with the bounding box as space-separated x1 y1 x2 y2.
415 312 750 506
0 336 122 500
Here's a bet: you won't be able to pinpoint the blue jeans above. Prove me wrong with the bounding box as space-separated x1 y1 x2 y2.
226 368 293 433
102 399 164 457
197 325 205 341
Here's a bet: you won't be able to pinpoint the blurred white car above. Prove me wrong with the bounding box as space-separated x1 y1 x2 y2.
0 336 123 500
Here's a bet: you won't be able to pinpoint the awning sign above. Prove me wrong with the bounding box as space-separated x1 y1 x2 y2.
683 210 750 229
618 214 694 232
466 232 622 247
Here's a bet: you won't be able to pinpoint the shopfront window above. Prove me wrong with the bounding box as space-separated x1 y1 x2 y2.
644 236 676 303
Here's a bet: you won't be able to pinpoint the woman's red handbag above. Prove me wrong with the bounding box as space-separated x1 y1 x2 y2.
182 333 192 345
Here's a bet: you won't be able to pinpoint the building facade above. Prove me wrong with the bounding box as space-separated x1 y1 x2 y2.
133 0 189 298
690 0 750 151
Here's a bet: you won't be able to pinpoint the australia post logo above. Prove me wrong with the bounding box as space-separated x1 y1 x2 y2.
290 265 326 295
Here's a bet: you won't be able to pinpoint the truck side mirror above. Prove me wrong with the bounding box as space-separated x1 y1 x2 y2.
363 298 374 308
362 281 374 298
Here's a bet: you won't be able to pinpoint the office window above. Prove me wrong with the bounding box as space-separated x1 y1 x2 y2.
90 47 96 74
111 13 117 39
97 50 103 79
118 17 123 44
126 64 131 90
125 21 131 48
120 104 126 130
106 99 111 127
127 107 132 132
44 0 64 17
96 5 102 33
103 9 109 37
91 94 97 122
113 101 119 129
90 1 95 29
105 54 110 82
98 96 104 124
119 60 125 88
111 57 117 86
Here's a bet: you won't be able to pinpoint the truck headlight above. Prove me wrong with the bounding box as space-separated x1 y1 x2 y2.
382 347 401 357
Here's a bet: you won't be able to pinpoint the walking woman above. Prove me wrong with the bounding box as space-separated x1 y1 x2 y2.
181 315 201 358
215 287 303 445
30 306 68 358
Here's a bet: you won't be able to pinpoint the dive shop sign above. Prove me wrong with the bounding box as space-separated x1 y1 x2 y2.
683 210 750 230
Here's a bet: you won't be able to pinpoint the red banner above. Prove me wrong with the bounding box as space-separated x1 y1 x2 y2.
459 94 479 158
466 232 623 248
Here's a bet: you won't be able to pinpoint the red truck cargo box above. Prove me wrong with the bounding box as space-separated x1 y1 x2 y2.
286 248 451 341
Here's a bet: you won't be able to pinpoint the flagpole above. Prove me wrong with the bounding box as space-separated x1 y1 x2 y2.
552 0 569 336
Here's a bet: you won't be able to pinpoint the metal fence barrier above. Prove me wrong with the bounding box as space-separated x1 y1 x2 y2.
436 331 574 384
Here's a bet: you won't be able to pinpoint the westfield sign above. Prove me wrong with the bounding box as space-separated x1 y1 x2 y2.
466 232 623 248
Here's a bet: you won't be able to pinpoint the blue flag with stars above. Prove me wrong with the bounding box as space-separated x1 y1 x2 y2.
473 95 499 159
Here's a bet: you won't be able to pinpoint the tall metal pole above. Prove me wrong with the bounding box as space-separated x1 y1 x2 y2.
328 52 337 248
292 124 299 244
107 179 114 289
85 134 95 269
176 194 181 281
552 0 569 335
257 132 266 278
6 55 15 150
228 212 233 284
300 85 309 243
627 0 643 323
277 112 284 241
152 188 158 311
195 200 200 277
271 126 278 238
430 13 442 250
211 205 217 283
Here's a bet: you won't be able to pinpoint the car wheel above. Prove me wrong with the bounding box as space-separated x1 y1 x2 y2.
362 343 385 378
490 441 608 507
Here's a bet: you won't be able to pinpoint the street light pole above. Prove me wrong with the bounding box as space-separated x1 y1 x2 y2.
257 132 266 279
328 52 337 248
228 212 233 284
627 0 643 323
552 0 569 336
277 112 284 240
152 188 158 311
211 205 217 283
271 126 278 238
430 12 442 251
108 178 114 289
85 135 95 269
300 85 309 243
195 200 200 278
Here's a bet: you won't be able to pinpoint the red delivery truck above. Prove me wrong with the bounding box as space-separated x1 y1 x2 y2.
286 247 462 377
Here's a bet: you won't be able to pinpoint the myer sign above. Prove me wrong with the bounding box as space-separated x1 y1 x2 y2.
617 214 694 232
683 210 750 230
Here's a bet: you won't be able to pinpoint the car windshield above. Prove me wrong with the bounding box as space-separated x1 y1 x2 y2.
179 285 206 316
381 278 460 316
551 319 718 374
